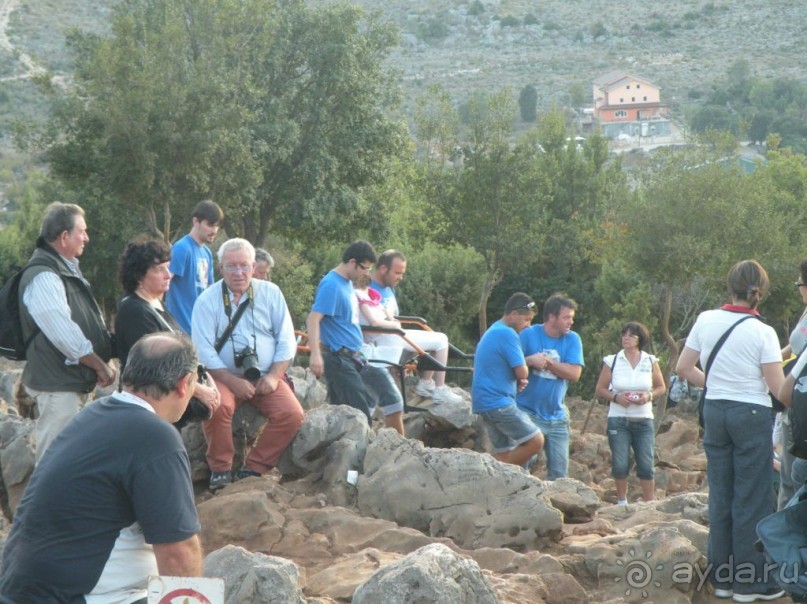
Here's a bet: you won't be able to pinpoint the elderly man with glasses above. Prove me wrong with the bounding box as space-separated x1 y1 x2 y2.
191 238 304 491
306 240 405 435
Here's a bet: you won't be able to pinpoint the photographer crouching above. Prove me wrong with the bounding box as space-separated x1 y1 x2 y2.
191 238 304 491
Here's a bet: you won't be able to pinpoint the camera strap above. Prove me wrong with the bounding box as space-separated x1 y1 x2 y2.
215 282 253 353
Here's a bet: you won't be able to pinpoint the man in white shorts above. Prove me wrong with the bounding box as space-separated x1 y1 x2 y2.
369 250 463 404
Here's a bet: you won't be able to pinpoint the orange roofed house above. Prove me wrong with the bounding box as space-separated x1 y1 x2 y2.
593 71 671 138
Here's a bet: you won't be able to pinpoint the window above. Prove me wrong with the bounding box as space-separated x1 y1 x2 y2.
619 98 624 103
615 110 628 118
643 96 647 101
637 84 641 89
631 97 635 102
626 85 631 89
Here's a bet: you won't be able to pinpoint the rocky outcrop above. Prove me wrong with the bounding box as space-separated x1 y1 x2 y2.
352 543 499 604
204 544 306 604
0 414 34 519
358 429 564 549
277 404 372 507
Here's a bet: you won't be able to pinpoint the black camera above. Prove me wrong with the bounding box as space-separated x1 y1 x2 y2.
174 364 213 431
235 347 261 382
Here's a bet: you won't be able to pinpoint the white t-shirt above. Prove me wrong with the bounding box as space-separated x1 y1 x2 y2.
604 350 656 419
685 308 782 407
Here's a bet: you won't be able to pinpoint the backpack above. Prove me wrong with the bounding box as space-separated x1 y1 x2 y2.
0 259 54 361
756 484 807 598
788 362 807 459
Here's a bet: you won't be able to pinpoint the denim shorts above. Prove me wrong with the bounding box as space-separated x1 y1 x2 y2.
481 404 542 453
607 416 655 479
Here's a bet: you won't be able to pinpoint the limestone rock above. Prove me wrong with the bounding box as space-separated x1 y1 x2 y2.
204 544 306 604
278 405 372 507
198 489 287 553
543 477 600 523
358 429 563 550
305 548 403 600
584 525 702 603
0 414 34 517
352 543 499 604
287 365 327 411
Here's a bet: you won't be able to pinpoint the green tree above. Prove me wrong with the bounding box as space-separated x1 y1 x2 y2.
416 87 549 334
518 84 538 122
26 0 406 248
602 144 793 379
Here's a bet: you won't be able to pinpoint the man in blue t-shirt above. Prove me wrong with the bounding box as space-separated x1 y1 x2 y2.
0 333 203 603
472 293 544 467
306 240 404 434
517 293 584 480
166 199 224 333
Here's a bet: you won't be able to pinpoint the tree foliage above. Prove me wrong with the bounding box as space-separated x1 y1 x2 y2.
25 0 407 246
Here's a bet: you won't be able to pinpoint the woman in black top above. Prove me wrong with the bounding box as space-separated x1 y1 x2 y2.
115 239 219 425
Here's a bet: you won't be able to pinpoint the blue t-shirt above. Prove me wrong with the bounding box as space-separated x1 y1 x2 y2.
471 320 526 413
516 324 584 420
0 396 200 602
312 270 363 352
165 234 214 334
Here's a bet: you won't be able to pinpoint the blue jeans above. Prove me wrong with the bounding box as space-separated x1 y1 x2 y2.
525 409 570 480
703 399 778 595
607 417 655 480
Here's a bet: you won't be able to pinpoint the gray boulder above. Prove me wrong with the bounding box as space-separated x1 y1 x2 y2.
584 525 702 603
542 477 601 523
352 543 499 604
204 544 306 604
278 404 372 507
0 414 35 518
358 429 563 550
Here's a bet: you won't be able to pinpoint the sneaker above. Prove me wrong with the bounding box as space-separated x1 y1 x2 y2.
431 385 463 404
413 379 436 397
209 470 232 491
714 588 733 599
732 588 785 602
235 467 262 481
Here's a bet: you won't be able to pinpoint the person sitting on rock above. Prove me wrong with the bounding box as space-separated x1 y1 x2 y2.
370 249 463 404
191 238 304 491
471 293 544 467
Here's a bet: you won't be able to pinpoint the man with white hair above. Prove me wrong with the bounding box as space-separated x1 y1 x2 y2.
191 238 304 491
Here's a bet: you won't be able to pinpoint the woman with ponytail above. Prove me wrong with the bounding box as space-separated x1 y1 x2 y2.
676 260 786 602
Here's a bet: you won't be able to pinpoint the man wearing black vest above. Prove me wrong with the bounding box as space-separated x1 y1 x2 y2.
19 202 115 462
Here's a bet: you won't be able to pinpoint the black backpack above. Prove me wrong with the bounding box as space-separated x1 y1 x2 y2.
789 363 807 459
0 259 56 361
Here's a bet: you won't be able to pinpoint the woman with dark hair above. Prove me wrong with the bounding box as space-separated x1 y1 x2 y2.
115 240 219 426
594 321 665 504
677 259 786 602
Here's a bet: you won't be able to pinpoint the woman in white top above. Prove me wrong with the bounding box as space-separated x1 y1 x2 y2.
595 322 665 504
676 259 785 602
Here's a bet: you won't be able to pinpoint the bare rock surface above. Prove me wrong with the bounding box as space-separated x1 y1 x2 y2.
0 383 740 603
352 543 499 604
204 544 306 604
358 429 564 549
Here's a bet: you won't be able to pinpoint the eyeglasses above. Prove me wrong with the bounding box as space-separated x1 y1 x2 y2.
519 302 536 310
356 262 372 272
796 281 807 288
223 263 252 274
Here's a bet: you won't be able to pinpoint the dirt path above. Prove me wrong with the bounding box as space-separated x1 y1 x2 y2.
0 0 47 82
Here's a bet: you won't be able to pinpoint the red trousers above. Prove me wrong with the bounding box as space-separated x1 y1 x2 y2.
203 379 304 473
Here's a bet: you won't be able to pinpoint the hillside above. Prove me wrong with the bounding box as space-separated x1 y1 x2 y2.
0 0 805 136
